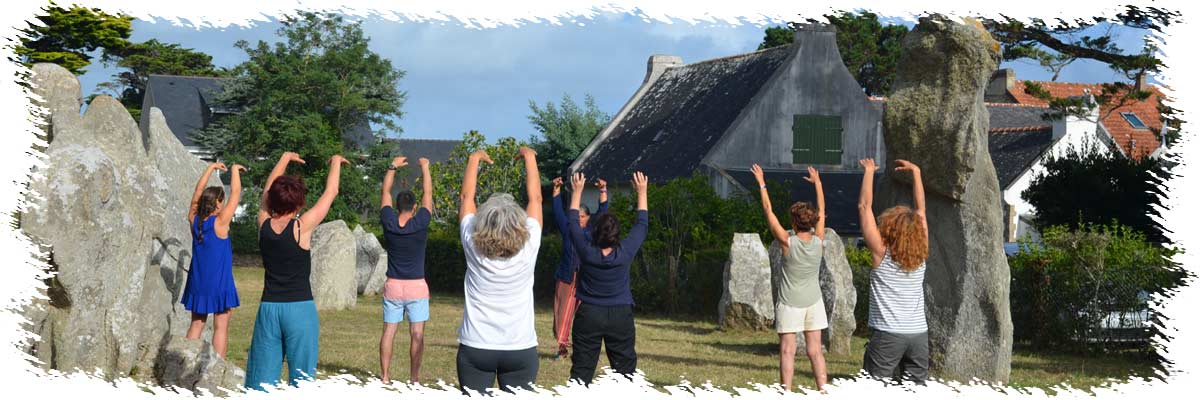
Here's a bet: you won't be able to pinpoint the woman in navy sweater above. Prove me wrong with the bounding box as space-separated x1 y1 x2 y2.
566 171 649 385
550 176 608 359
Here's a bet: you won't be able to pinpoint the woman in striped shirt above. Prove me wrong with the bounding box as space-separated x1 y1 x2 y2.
857 158 930 384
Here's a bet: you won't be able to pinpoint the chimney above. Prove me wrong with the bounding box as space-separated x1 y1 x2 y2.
645 55 683 85
1135 72 1147 91
985 68 1015 102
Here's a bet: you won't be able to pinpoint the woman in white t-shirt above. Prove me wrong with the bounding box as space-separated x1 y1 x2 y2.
455 146 543 395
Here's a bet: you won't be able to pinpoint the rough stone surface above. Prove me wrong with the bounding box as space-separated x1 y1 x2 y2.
353 225 388 296
155 336 245 395
768 229 856 355
311 220 357 310
21 63 220 380
877 16 1012 382
718 234 775 330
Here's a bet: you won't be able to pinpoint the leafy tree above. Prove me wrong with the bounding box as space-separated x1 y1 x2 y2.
429 130 529 225
1021 144 1170 243
527 93 610 179
98 39 221 121
16 3 133 74
756 11 908 96
193 11 405 225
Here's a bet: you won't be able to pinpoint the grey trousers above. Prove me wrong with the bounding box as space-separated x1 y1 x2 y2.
863 329 929 384
456 344 539 395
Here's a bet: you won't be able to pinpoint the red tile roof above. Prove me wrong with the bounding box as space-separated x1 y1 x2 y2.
1008 81 1164 159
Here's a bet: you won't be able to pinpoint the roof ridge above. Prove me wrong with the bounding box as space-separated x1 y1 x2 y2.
989 126 1053 133
148 73 227 80
673 45 788 69
985 102 1050 108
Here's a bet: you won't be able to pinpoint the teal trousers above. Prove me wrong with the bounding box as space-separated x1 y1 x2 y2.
244 300 319 391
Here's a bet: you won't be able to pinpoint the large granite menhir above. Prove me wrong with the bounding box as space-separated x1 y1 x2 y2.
718 234 775 330
20 62 242 391
877 16 1013 382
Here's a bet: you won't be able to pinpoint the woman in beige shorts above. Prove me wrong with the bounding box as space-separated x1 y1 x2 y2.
750 164 828 391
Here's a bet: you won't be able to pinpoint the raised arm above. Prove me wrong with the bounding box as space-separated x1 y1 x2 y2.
805 166 827 241
551 177 569 235
459 150 492 222
595 178 609 214
215 164 246 228
299 155 348 234
894 159 927 241
191 162 224 223
566 173 597 262
381 156 407 209
858 158 884 264
751 164 790 247
419 157 433 212
258 152 305 227
625 172 650 247
516 146 542 226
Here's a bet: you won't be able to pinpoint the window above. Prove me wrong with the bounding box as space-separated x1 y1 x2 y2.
791 114 842 164
1121 112 1148 129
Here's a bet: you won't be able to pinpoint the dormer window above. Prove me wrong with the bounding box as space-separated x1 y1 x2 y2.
1121 112 1148 130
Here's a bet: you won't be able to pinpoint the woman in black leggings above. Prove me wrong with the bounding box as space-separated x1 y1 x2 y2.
566 171 650 385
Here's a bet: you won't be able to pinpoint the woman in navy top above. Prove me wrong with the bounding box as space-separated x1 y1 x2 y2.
182 162 246 358
550 176 608 359
566 171 649 385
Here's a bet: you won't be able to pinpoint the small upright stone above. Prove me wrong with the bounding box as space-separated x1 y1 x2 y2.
719 234 775 330
310 220 357 310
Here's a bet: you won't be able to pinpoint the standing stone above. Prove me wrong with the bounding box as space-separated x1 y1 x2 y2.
353 225 388 296
155 336 245 394
768 229 856 355
877 15 1012 382
21 63 220 380
718 234 775 330
310 220 357 310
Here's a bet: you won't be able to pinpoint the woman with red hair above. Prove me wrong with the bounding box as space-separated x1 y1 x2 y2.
857 158 930 384
244 151 349 391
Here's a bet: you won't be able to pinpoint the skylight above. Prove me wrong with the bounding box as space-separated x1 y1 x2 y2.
1121 112 1148 129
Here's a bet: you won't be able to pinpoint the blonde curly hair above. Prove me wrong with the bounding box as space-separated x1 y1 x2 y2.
877 205 928 272
471 193 530 259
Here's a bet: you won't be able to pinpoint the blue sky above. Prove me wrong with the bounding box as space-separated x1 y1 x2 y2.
75 12 1157 142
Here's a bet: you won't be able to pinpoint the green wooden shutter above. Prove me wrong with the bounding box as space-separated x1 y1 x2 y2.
792 114 842 165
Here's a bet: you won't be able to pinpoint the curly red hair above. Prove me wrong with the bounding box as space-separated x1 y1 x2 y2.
877 205 928 272
267 175 307 216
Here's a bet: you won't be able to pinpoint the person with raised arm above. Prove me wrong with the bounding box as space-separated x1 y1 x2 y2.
182 162 246 359
376 156 434 384
750 164 829 391
550 176 609 359
244 152 349 391
857 158 930 385
567 171 649 386
455 147 543 394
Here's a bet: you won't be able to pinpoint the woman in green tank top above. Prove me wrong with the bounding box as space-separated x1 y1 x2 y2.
751 164 828 392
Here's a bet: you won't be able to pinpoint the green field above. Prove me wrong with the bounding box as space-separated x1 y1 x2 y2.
224 264 1158 392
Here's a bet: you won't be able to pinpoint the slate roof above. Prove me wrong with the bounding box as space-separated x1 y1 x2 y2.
1007 80 1164 159
574 46 792 182
381 138 461 187
988 128 1053 190
723 169 879 235
142 75 227 147
144 74 376 150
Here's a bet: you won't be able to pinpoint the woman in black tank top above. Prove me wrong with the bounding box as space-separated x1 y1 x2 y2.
244 152 349 391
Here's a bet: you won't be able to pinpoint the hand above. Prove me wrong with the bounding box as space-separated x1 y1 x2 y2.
859 158 878 172
210 162 228 171
894 159 920 173
595 179 607 190
418 157 430 168
331 154 350 166
515 146 537 160
282 151 305 165
750 164 766 186
391 156 408 168
570 172 587 192
803 166 821 184
472 150 494 165
632 172 648 193
231 164 247 173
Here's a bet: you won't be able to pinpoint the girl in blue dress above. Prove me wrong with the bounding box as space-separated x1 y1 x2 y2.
182 162 246 358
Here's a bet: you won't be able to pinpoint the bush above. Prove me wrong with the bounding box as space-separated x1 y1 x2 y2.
230 218 261 255
423 224 562 301
845 244 874 336
1009 223 1183 353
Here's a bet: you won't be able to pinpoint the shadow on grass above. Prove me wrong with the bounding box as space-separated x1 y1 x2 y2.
318 362 375 380
638 321 718 336
639 352 774 372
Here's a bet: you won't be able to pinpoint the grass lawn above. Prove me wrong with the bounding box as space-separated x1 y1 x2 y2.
225 264 1158 391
